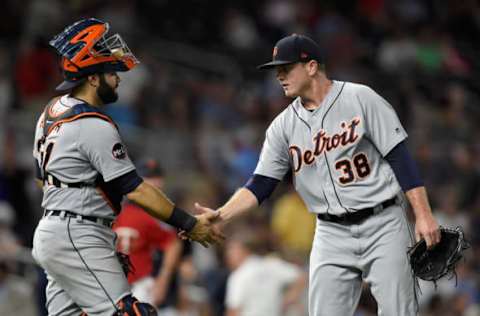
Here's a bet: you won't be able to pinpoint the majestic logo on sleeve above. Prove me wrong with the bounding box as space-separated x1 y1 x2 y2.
289 118 360 172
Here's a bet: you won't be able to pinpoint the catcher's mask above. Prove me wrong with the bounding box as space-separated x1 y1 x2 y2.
49 18 139 91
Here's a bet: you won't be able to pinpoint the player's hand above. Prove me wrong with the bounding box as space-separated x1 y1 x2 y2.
415 214 441 249
185 208 225 247
194 202 224 225
193 201 227 236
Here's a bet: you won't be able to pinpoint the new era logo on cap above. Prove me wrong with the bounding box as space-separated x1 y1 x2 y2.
258 34 323 69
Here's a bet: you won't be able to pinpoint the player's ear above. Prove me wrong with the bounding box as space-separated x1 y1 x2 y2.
87 74 100 88
306 60 318 76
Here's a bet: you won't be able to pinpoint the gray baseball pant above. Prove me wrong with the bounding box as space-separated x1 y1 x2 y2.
32 213 130 316
308 203 417 316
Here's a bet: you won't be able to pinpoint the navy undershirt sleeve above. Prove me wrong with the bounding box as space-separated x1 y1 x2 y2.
385 141 423 192
244 174 280 204
106 169 144 195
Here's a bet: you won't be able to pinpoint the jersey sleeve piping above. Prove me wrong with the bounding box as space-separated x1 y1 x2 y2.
251 170 284 181
102 165 137 182
380 133 408 158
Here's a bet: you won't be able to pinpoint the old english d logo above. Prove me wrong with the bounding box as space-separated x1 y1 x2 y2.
273 46 278 59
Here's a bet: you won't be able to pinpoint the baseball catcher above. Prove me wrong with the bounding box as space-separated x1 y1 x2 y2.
408 226 470 285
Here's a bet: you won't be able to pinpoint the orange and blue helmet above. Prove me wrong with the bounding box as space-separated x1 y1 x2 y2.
50 18 139 91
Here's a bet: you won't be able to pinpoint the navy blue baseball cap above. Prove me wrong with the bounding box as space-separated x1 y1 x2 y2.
257 34 323 70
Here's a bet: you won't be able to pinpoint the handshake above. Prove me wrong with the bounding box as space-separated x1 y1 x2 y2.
180 203 225 247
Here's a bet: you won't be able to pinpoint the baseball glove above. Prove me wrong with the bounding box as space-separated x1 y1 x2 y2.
408 226 469 284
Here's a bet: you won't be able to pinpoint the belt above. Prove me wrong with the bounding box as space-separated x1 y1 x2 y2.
44 210 114 228
317 197 398 225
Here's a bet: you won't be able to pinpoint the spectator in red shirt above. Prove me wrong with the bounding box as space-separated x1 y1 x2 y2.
113 159 183 309
15 37 59 105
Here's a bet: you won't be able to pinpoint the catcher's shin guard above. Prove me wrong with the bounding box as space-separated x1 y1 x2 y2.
113 295 157 316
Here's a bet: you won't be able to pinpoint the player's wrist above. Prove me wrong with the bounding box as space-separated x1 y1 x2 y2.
412 207 434 220
216 208 229 224
166 206 197 232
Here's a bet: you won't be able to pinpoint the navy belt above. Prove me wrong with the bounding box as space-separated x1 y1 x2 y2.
44 210 114 228
317 197 397 225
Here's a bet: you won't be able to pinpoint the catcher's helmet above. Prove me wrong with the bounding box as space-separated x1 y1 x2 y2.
50 18 139 91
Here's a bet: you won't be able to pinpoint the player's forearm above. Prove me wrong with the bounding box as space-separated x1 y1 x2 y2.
218 188 258 224
126 181 175 221
127 182 197 232
406 186 440 246
405 186 434 219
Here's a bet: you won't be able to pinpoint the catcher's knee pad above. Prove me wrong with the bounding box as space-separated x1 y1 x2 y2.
113 295 157 316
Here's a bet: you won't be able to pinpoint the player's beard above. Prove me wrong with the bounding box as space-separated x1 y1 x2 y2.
97 74 119 104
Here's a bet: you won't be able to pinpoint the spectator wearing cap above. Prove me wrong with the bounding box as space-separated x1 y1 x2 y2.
113 159 183 311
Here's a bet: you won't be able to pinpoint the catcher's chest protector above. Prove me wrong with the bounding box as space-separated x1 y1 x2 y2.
42 99 117 138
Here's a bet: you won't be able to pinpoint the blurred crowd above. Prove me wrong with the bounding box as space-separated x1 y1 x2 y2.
1 0 480 315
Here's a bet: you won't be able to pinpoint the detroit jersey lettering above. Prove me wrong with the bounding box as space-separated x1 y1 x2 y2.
289 117 360 172
254 80 407 215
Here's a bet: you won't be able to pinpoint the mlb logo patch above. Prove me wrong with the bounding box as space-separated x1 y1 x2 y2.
112 143 127 159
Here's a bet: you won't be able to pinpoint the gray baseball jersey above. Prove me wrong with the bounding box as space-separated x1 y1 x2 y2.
32 94 137 315
33 94 136 218
255 80 407 215
255 80 417 315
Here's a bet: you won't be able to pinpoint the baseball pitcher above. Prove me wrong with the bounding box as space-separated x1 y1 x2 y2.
195 34 440 315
